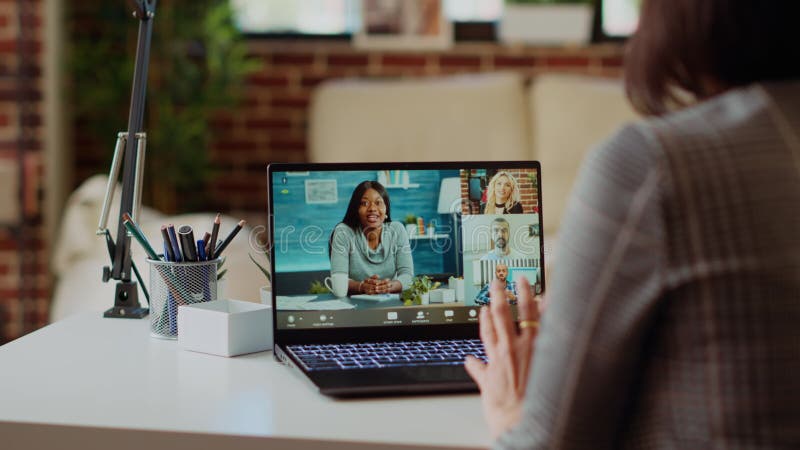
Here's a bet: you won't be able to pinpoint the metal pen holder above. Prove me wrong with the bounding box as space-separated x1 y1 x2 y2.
148 258 220 339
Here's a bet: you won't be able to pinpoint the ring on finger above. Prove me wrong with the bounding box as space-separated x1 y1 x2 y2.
518 320 538 330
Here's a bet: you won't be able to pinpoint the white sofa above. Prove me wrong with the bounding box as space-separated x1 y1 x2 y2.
309 72 638 239
50 175 265 323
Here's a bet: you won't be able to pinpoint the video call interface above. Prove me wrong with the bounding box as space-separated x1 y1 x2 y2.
271 167 543 330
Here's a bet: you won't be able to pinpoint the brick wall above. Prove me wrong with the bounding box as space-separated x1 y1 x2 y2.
202 40 623 216
0 0 48 343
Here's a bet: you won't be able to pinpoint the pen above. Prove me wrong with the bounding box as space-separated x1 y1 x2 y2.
122 213 160 260
161 225 176 262
196 239 207 261
163 243 171 262
178 225 197 262
205 213 220 259
212 219 245 259
167 224 182 262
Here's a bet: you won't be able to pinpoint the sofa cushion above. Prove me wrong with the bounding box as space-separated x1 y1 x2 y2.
529 74 638 236
309 73 530 163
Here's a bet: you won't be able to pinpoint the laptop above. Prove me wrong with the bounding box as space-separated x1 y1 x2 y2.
268 161 545 396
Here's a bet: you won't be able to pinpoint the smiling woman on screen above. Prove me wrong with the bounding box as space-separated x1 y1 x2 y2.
483 171 523 214
329 180 413 296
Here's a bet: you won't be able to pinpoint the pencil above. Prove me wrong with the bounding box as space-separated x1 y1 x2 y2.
122 214 160 260
205 213 220 260
212 219 245 259
161 225 176 262
122 212 145 238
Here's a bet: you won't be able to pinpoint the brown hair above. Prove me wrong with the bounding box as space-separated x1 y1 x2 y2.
625 0 800 116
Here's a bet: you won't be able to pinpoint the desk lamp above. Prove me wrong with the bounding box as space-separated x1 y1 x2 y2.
437 177 462 276
95 0 157 319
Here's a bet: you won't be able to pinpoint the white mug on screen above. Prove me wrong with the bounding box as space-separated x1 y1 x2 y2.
324 273 348 298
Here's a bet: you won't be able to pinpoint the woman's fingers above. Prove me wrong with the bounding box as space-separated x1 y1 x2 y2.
479 306 498 360
464 355 486 388
490 279 516 349
489 280 521 387
513 276 537 391
515 276 536 339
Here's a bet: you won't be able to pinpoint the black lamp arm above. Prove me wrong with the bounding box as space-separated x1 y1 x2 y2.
97 0 158 319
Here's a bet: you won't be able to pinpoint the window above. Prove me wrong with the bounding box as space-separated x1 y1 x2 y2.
231 0 502 36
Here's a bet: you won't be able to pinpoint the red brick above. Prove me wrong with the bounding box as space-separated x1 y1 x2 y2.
269 137 306 151
0 15 8 27
216 180 258 194
493 56 537 68
381 54 427 68
0 88 42 102
0 39 42 55
21 13 41 29
327 54 369 68
248 74 290 87
245 118 292 130
209 115 234 128
0 289 18 299
22 113 40 127
270 95 309 109
544 56 591 67
240 96 261 107
214 140 258 153
601 56 624 67
271 53 315 66
438 55 481 68
300 75 331 88
20 65 42 78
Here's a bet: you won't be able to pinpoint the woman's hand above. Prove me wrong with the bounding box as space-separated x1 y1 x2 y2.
464 277 539 440
360 275 397 294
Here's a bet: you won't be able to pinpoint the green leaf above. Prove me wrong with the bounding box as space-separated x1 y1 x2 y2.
248 252 272 282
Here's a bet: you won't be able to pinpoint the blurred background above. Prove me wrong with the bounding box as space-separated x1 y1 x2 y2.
0 0 638 343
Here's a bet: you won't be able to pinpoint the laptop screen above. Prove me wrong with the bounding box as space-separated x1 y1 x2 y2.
269 163 543 330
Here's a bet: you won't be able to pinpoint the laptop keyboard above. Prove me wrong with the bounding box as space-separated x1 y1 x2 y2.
287 339 487 371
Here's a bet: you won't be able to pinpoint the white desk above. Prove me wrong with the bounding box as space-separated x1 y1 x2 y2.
0 312 490 450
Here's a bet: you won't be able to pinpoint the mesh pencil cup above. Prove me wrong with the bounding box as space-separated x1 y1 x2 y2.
148 258 220 339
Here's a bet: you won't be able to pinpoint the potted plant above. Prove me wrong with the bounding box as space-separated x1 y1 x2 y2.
404 214 418 237
308 280 331 294
68 1 261 213
248 252 272 304
401 276 441 306
500 0 594 45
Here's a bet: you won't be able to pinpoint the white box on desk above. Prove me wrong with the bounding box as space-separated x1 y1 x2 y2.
178 299 273 357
